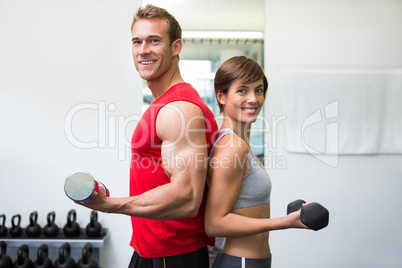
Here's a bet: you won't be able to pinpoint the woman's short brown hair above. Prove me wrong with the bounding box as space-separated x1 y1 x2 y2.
131 4 181 46
214 56 268 113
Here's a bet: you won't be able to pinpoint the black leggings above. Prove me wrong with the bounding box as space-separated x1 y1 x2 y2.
128 246 209 268
212 249 272 268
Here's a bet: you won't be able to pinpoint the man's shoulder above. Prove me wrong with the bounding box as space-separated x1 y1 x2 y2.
160 101 204 120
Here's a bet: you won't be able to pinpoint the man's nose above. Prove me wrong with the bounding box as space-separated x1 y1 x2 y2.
139 41 150 55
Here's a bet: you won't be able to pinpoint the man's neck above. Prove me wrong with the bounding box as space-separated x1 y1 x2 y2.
148 64 184 100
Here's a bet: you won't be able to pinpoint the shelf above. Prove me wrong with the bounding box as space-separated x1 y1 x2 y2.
0 228 109 248
1 228 109 265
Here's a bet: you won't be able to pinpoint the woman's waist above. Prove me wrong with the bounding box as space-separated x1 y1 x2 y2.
223 233 271 259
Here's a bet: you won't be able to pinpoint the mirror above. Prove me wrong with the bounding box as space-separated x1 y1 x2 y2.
141 0 265 157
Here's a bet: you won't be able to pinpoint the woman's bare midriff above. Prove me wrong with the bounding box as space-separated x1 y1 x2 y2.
221 203 271 259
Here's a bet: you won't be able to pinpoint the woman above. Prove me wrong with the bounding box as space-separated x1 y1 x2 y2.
205 56 307 268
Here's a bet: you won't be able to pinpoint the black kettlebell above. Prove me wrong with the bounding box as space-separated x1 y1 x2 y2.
0 215 7 237
13 244 33 268
63 210 80 237
26 211 42 237
43 211 59 237
77 243 98 268
10 214 22 237
0 241 13 268
54 243 76 268
33 245 53 268
85 211 102 238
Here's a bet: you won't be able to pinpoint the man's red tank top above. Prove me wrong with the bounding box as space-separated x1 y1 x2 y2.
130 83 218 258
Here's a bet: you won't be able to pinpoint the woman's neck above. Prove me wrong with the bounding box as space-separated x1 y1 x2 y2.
220 118 251 143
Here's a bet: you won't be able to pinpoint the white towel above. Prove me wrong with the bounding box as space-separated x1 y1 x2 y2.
280 69 402 155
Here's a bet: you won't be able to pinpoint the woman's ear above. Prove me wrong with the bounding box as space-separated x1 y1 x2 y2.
216 90 226 106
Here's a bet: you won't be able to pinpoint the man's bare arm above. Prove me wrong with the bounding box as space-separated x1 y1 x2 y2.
79 101 208 220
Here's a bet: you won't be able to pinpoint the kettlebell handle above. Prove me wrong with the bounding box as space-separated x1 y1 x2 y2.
47 211 56 225
90 211 98 227
12 214 21 228
59 243 71 263
37 244 49 265
0 214 6 236
67 210 77 225
0 241 13 268
0 241 7 255
82 243 93 264
0 214 5 226
17 244 29 263
29 211 38 226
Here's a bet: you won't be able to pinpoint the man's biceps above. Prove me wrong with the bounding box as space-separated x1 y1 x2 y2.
163 146 206 166
186 113 207 130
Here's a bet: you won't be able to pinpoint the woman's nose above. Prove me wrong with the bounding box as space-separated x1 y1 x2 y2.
247 92 257 103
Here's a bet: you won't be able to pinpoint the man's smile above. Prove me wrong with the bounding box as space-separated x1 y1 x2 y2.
139 60 157 65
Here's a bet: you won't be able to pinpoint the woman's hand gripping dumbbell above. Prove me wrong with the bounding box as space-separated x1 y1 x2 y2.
287 199 329 231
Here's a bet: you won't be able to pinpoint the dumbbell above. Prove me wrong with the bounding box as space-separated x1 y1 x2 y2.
287 199 329 231
64 171 110 204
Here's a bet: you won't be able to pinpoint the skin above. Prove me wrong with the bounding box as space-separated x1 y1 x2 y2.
77 18 210 221
205 79 308 259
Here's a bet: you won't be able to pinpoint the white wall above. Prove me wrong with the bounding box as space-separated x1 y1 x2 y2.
265 0 402 267
0 0 142 267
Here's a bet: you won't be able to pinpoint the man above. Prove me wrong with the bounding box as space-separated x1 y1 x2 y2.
78 4 218 268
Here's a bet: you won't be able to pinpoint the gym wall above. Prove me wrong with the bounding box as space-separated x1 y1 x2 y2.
264 0 402 267
0 0 142 267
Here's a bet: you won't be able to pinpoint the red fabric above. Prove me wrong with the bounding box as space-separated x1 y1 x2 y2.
130 83 218 258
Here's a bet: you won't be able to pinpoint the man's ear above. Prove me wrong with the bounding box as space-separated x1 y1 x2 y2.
171 39 182 57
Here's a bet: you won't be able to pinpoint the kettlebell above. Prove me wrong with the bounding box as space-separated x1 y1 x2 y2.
13 244 33 268
0 241 13 268
10 214 22 237
43 211 59 237
63 210 80 237
54 243 76 268
0 215 7 237
77 243 98 268
26 211 42 237
85 211 102 238
33 244 53 268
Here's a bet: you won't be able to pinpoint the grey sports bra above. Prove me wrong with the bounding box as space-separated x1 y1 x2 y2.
208 129 272 209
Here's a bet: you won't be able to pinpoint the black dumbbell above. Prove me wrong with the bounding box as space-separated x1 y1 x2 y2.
287 199 329 231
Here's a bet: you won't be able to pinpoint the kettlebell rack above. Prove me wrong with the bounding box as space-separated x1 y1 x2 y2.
0 210 109 267
1 228 109 258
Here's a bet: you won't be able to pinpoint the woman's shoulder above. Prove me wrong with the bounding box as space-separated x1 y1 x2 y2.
208 132 249 178
213 131 249 159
